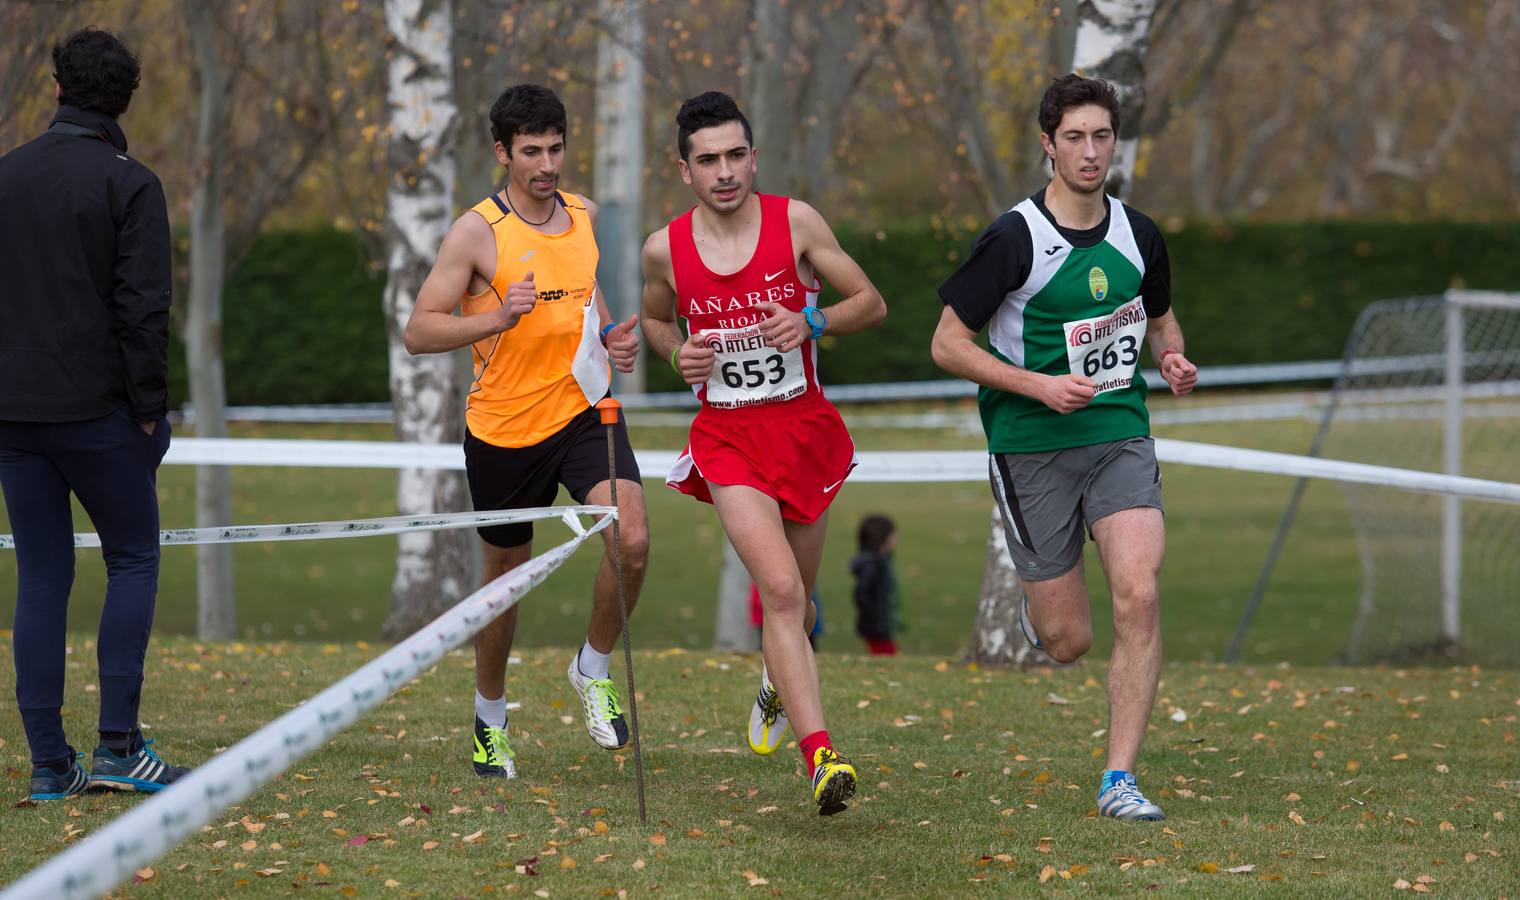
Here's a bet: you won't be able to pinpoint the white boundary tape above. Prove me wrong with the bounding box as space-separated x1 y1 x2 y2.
0 505 614 551
0 511 613 900
143 437 1520 503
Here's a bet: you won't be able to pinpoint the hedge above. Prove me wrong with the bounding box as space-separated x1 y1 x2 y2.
175 220 1520 406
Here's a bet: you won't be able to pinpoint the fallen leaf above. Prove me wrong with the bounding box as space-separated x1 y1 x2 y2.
346 835 370 847
132 868 156 883
1227 864 1255 874
1439 821 1455 832
649 833 666 846
632 858 646 870
742 870 769 887
1394 878 1412 889
1198 863 1219 873
1039 865 1057 883
1289 810 1306 825
463 830 485 844
256 868 283 877
560 855 577 870
422 841 439 851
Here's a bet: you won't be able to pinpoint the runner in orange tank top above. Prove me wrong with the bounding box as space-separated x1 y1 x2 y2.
402 84 649 780
641 92 887 816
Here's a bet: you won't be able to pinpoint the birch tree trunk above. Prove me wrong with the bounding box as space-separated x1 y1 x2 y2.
1071 0 1158 200
967 0 1156 667
187 0 236 640
382 0 472 640
745 0 796 195
594 0 645 395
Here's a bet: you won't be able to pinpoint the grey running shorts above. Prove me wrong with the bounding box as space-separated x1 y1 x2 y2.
988 435 1163 582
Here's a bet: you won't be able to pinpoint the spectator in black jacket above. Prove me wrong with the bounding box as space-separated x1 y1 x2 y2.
849 515 902 655
0 28 189 801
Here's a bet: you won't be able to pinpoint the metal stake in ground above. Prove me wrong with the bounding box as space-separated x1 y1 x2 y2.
595 397 646 823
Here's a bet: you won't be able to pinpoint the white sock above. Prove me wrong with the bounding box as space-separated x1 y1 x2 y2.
475 691 507 729
761 663 772 689
577 641 612 680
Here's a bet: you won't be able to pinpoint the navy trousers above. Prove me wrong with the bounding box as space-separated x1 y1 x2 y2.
0 407 170 765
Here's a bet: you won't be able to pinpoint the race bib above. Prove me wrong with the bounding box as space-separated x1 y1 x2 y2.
700 323 807 408
1063 298 1147 395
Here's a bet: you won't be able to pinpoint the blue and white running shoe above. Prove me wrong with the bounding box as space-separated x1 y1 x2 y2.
1098 772 1165 821
28 752 90 801
90 737 190 792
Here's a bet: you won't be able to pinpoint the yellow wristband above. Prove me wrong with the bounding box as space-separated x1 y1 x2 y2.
670 346 681 371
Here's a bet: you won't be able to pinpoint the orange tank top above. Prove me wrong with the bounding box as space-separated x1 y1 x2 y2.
463 191 600 447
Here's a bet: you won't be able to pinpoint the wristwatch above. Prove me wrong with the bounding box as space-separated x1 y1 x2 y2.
802 305 827 340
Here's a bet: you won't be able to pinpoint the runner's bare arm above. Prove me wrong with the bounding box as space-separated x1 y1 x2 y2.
790 200 887 336
1145 308 1197 395
640 228 713 385
403 213 527 354
931 306 1095 415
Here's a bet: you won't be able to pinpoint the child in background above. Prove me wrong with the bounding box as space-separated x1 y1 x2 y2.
850 515 901 655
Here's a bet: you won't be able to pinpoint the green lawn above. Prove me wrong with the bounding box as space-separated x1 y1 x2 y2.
0 638 1515 896
0 397 1497 665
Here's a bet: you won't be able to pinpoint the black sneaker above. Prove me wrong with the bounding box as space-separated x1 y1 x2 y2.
28 752 90 801
472 715 517 778
90 736 190 792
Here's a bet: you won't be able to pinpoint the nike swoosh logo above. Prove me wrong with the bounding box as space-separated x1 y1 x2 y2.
822 479 843 494
764 270 785 282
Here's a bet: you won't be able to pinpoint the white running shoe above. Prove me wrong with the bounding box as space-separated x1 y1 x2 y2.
1098 774 1165 821
566 656 630 750
748 677 789 755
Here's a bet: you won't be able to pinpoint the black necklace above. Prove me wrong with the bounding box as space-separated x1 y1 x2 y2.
504 187 555 227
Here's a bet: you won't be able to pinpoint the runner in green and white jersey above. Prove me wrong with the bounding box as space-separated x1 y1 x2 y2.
932 74 1198 823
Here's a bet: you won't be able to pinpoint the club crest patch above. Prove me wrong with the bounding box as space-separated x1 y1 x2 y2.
1088 266 1108 302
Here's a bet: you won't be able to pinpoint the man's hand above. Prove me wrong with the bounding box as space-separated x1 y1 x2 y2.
605 314 639 374
1160 351 1198 396
497 270 538 332
675 331 716 385
1040 374 1097 414
140 421 156 436
754 301 809 353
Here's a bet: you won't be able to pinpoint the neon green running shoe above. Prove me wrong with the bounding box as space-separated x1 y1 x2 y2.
811 747 857 816
472 716 516 779
567 656 630 750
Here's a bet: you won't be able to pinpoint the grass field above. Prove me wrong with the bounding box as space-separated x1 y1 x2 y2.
0 638 1515 896
0 396 1390 666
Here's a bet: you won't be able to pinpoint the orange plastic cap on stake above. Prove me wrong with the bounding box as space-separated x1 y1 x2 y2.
595 397 622 425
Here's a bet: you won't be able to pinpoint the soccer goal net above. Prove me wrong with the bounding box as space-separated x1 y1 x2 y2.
1317 290 1520 666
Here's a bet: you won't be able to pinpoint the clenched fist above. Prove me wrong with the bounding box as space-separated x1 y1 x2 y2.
604 314 640 374
674 330 716 386
498 269 539 332
1040 373 1097 414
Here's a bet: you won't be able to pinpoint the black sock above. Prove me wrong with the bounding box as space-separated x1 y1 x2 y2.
39 756 74 775
100 730 134 755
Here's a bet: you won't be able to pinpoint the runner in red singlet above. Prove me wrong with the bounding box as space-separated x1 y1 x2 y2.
641 91 886 816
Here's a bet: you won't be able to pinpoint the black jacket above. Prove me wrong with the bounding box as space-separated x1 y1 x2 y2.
0 105 171 423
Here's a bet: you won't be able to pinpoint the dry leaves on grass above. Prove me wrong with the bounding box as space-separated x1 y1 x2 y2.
742 870 769 887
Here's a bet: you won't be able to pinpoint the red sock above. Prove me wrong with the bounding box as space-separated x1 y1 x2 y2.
865 637 897 655
799 730 832 777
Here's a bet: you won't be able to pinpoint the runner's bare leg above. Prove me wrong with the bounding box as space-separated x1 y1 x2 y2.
710 482 824 737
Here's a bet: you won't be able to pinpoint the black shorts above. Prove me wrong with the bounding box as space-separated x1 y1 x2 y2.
464 406 641 548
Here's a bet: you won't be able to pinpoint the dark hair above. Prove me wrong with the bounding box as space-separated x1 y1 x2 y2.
53 28 140 118
675 91 752 161
489 84 567 155
858 515 896 553
1038 73 1121 137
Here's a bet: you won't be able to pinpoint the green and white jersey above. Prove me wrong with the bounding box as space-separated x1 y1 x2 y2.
939 188 1172 453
